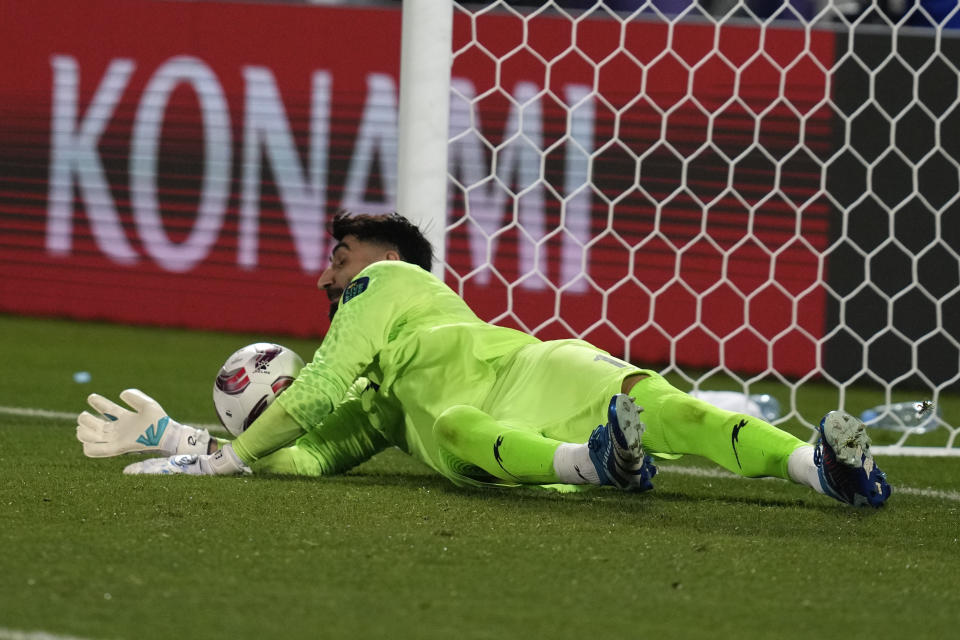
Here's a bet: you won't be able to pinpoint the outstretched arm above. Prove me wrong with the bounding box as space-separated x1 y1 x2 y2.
250 381 394 476
123 379 398 477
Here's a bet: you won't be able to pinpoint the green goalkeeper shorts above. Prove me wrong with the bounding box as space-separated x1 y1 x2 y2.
478 338 652 443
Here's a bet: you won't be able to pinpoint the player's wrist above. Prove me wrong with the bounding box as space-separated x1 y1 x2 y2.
198 443 251 476
162 421 212 456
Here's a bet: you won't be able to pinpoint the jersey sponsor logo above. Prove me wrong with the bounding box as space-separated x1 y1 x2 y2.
342 276 370 304
731 418 748 469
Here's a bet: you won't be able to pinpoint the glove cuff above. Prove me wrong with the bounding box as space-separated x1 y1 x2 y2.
200 443 252 476
171 425 212 456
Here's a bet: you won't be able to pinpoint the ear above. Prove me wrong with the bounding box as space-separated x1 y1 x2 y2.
384 249 402 262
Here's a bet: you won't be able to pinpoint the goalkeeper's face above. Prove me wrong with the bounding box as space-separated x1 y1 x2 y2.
318 234 400 317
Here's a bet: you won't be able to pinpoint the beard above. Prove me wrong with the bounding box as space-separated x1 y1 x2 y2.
326 288 342 321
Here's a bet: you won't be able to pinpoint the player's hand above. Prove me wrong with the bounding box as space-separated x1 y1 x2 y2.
76 389 210 458
122 443 251 476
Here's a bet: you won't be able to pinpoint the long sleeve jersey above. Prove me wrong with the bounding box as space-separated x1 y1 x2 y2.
275 260 540 475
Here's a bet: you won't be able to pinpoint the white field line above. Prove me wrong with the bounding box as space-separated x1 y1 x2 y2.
0 406 77 421
0 628 98 640
664 464 960 503
3 404 959 502
0 404 224 432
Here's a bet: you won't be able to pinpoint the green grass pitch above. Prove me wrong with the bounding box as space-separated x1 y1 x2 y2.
1 314 959 640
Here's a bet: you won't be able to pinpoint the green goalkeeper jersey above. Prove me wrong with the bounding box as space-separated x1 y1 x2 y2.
270 260 644 484
276 261 539 472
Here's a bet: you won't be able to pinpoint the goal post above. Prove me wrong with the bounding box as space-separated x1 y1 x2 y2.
397 0 453 276
397 0 960 455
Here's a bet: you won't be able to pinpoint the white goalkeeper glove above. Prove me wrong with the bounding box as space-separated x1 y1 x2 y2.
77 389 211 458
122 443 251 476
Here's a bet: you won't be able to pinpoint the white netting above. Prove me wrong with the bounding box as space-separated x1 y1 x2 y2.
442 0 960 453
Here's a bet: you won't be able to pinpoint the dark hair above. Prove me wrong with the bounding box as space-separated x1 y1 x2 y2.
330 211 433 272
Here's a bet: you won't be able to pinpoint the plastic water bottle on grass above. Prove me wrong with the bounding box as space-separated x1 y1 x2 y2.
689 391 781 422
748 394 781 423
860 400 939 433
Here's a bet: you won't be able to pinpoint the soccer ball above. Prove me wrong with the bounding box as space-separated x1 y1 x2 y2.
212 343 305 437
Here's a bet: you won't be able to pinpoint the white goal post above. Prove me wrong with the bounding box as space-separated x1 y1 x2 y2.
397 0 453 275
397 0 960 456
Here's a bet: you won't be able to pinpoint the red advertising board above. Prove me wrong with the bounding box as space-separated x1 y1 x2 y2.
1 0 402 336
0 0 835 378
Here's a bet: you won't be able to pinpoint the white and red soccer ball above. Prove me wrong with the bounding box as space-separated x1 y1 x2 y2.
212 343 305 436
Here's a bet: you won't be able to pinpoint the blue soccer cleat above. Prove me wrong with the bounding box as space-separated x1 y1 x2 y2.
814 411 891 508
587 394 657 492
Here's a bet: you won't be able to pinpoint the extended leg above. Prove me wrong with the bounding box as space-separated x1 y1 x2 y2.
433 405 563 484
626 373 806 479
432 399 655 491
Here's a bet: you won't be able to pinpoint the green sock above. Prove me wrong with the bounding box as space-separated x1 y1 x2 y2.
432 405 562 484
628 374 807 479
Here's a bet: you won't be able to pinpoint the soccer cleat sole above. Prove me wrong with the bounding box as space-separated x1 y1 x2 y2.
609 394 656 491
588 394 656 492
817 411 890 508
610 393 644 461
820 411 870 467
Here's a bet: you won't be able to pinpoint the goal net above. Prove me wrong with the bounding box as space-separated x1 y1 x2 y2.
431 0 960 454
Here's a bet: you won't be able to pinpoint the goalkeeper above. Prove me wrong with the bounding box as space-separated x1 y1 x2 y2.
77 212 890 507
